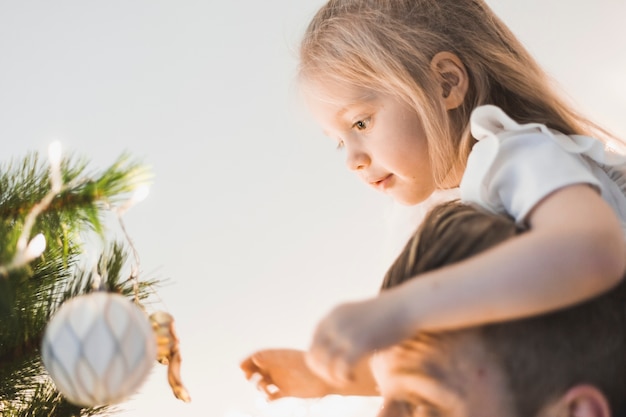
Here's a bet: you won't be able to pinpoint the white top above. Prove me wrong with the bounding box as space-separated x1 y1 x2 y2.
460 105 626 236
383 105 626 265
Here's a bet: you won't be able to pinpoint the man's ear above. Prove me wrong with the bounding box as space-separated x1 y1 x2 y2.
545 385 611 417
430 51 468 110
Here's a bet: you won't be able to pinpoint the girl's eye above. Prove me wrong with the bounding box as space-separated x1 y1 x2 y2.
352 118 370 131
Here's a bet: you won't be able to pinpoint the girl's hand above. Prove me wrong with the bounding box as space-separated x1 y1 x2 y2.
306 293 409 385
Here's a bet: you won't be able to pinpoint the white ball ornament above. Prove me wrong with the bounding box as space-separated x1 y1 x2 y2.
41 292 157 407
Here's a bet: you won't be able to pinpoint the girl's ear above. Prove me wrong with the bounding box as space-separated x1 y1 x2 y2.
543 385 611 417
430 52 469 110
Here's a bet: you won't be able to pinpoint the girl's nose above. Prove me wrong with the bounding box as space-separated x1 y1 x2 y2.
345 147 370 171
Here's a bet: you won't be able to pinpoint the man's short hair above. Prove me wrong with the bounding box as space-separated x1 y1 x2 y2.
380 200 626 416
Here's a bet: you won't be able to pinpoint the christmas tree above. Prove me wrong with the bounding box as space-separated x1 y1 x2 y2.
0 142 167 416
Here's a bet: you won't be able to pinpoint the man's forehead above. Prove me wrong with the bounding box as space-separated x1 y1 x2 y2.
375 333 473 398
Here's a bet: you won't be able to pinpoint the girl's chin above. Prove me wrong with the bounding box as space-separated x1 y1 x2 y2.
391 195 426 206
390 189 433 206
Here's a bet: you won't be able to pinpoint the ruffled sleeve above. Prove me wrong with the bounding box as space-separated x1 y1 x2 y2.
460 105 626 226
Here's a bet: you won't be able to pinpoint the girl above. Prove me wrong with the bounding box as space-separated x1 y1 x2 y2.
241 0 626 396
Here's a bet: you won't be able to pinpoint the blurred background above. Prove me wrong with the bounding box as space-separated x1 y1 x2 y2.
1 1 624 416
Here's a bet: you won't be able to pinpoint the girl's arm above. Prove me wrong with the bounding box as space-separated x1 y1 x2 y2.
396 184 625 328
307 184 626 384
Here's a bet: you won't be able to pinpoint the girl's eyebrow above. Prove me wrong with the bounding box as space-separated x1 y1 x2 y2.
334 105 351 119
336 92 379 116
320 106 356 136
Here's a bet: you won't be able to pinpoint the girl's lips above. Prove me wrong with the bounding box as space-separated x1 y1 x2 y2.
370 174 393 190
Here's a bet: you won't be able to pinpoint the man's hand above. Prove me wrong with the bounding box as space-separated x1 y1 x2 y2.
240 348 379 400
240 348 334 400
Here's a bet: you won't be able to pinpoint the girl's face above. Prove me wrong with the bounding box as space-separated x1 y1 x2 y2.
304 80 435 205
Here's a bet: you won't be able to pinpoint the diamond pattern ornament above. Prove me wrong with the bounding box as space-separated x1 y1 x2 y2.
41 292 157 407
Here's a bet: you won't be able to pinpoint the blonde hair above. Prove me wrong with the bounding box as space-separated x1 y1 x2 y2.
299 0 619 186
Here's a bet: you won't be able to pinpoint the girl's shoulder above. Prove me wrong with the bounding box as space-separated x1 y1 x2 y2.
469 105 526 142
468 105 626 167
462 105 626 225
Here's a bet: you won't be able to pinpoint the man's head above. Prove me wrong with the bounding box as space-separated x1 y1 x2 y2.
373 200 626 417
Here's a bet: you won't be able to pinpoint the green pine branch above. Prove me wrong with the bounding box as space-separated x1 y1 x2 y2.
0 152 151 263
0 149 162 417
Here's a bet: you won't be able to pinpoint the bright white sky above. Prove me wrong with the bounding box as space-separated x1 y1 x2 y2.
1 1 625 416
